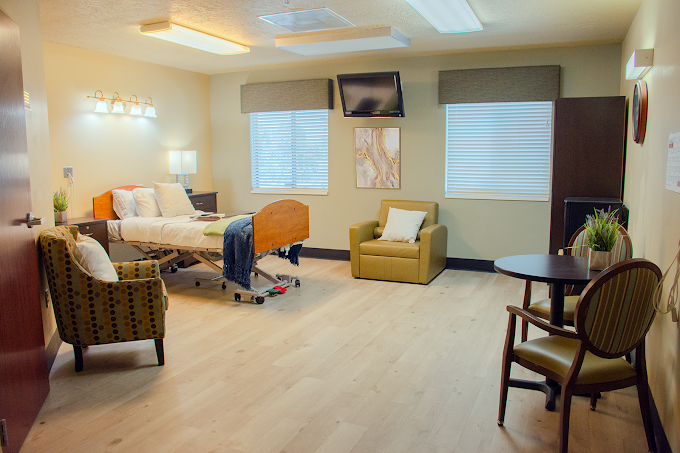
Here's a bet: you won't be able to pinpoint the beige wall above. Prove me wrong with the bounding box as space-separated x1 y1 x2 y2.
621 0 680 449
43 42 213 218
0 0 55 346
210 45 622 259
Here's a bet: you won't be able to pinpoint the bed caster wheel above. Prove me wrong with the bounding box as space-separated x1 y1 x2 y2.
295 279 301 287
222 282 227 289
254 272 259 277
171 265 178 273
195 281 200 287
234 293 241 301
255 296 265 304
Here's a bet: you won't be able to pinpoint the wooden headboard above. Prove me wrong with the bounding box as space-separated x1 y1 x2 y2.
93 185 145 220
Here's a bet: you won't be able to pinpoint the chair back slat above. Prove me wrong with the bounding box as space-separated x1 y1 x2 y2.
576 259 661 357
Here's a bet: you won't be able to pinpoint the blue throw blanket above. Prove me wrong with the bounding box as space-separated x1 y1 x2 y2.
222 217 254 289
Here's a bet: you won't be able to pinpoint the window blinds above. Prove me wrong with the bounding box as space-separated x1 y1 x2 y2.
251 110 329 194
445 102 553 201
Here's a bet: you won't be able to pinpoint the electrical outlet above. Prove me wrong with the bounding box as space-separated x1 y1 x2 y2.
63 166 73 178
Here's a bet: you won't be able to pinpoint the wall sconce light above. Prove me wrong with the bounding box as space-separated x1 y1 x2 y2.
86 91 158 117
169 150 197 192
625 49 654 80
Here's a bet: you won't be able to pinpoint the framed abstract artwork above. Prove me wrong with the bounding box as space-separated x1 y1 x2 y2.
355 127 400 188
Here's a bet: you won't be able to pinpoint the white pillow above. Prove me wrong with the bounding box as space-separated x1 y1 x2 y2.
132 187 162 217
153 182 196 218
73 235 119 281
112 189 138 219
378 207 428 243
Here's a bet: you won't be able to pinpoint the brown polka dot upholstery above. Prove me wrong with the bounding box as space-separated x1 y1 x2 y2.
39 225 168 348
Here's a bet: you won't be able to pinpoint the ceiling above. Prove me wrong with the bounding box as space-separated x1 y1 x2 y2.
39 0 643 75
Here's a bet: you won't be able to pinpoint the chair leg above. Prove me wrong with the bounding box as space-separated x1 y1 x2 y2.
155 338 165 366
589 393 598 411
498 313 516 426
559 386 574 453
73 345 83 372
637 380 656 452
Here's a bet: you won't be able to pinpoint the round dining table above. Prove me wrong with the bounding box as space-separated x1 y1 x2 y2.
494 254 599 410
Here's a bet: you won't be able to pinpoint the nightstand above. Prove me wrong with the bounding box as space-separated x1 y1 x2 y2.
188 191 217 212
67 217 109 255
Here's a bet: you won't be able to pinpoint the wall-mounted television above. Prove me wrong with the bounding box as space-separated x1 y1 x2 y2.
337 71 404 117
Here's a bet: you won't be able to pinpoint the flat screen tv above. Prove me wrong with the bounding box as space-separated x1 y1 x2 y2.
337 71 404 117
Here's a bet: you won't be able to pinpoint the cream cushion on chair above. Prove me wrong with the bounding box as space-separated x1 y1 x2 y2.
378 207 427 243
73 235 119 281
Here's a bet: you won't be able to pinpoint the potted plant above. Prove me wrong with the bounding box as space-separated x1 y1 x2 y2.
583 208 622 270
53 187 69 224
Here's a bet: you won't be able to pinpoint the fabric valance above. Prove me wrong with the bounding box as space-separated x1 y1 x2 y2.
241 78 333 113
438 65 560 104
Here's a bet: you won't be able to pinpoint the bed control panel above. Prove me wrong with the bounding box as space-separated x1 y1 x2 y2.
188 191 217 213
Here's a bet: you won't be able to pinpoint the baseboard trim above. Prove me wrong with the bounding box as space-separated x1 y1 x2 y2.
299 247 350 261
299 248 496 273
446 257 495 272
46 330 62 372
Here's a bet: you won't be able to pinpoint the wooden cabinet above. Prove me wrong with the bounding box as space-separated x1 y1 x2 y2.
66 217 109 255
188 191 217 213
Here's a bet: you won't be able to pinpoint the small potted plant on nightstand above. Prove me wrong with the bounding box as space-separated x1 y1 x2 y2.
53 187 69 224
584 208 622 270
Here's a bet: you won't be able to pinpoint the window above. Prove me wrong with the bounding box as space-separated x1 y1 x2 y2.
250 110 328 195
445 101 553 201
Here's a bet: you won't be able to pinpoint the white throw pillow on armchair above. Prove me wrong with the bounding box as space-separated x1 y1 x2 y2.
73 235 119 281
378 207 427 243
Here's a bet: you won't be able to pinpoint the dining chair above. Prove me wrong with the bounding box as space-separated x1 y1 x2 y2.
520 224 632 341
498 258 661 453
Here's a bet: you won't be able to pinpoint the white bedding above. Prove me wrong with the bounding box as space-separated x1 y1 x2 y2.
119 214 224 250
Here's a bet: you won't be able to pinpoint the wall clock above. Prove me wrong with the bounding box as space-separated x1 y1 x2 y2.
632 80 648 144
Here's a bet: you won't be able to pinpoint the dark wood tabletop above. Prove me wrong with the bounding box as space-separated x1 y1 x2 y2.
494 254 597 285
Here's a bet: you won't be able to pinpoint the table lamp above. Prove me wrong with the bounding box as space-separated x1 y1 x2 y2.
169 150 197 193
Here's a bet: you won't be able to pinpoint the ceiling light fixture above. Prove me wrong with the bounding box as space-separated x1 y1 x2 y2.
625 49 654 80
259 8 354 33
140 22 249 55
405 0 482 33
86 91 157 117
276 26 409 56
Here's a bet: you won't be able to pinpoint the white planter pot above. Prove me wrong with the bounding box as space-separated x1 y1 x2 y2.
54 211 67 224
588 249 612 270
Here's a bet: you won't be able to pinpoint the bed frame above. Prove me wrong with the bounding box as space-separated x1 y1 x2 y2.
93 187 309 303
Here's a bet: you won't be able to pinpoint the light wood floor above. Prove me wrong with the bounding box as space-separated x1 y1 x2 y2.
22 256 650 453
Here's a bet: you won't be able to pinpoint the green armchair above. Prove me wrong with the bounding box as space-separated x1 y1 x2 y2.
39 225 168 372
349 200 447 284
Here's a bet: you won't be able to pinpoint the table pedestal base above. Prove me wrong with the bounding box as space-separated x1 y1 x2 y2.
509 378 559 411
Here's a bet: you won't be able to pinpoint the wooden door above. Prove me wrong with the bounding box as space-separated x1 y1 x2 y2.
549 97 626 254
0 8 49 453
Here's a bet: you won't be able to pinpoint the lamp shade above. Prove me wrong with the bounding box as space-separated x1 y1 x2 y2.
144 105 157 118
94 99 109 113
112 101 125 113
130 104 143 115
169 150 197 174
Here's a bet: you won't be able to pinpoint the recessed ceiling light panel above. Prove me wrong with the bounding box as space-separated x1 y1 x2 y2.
259 8 354 33
276 27 410 56
405 0 482 33
139 22 249 55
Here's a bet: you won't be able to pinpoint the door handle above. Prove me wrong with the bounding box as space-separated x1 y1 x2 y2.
25 212 44 228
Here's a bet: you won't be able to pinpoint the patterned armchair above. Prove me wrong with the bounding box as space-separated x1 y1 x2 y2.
39 225 168 372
